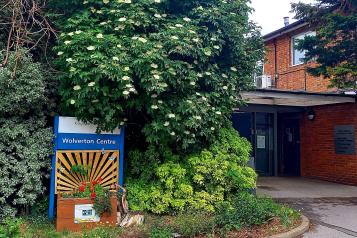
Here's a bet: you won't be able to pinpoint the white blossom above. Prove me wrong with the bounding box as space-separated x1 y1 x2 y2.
120 122 125 126
223 86 228 90
118 17 127 22
124 0 132 3
205 72 212 76
190 82 196 86
66 58 73 62
222 73 228 78
96 33 104 39
171 36 179 40
151 63 158 69
154 13 162 18
117 44 122 48
70 99 76 104
57 51 64 56
215 111 222 115
189 30 196 34
213 45 220 49
88 82 95 87
68 32 74 36
186 100 193 104
73 85 81 91
113 56 119 61
75 30 82 34
197 73 203 78
129 87 136 92
158 100 163 104
230 66 237 72
168 113 175 118
192 38 199 42
132 36 138 40
122 76 130 81
194 116 202 120
153 75 160 80
154 0 161 3
138 37 147 43
87 46 95 51
211 127 215 131
151 105 158 109
125 84 132 88
123 67 130 71
183 17 191 22
175 24 183 28
184 131 190 135
64 40 71 45
170 131 175 136
164 121 169 126
123 90 130 95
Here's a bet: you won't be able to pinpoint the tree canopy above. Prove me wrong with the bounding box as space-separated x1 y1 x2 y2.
55 0 263 151
292 0 357 90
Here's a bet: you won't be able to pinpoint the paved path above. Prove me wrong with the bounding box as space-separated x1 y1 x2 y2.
257 177 357 238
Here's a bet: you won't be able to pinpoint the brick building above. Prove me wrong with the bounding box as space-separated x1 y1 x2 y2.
233 19 357 185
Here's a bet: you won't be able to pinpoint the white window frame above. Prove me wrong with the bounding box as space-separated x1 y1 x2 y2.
291 31 316 66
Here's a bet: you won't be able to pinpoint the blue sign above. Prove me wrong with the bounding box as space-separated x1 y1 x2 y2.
48 116 125 220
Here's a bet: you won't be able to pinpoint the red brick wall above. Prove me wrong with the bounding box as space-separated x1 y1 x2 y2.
264 27 333 93
300 103 357 185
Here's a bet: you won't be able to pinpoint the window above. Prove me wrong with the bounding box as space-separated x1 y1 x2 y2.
291 31 316 66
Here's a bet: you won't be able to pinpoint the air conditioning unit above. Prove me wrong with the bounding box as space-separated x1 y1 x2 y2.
255 75 272 89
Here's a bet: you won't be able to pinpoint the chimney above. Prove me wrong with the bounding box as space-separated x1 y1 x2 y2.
284 17 290 26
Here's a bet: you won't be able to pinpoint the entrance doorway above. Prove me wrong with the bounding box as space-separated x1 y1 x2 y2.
232 112 274 176
278 115 301 176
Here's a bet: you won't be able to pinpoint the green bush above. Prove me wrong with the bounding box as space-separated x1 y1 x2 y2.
172 211 215 237
127 128 256 214
215 192 299 234
0 50 53 220
0 218 22 238
149 221 173 238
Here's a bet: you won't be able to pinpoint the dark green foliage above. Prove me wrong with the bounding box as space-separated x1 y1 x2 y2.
215 192 299 235
149 222 173 238
0 50 53 220
93 189 112 215
0 218 22 238
126 128 256 214
292 0 357 89
70 164 91 177
171 211 215 237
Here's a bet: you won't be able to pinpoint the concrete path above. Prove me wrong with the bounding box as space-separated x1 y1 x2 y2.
257 177 357 238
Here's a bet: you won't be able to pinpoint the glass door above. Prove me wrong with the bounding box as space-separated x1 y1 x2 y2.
254 113 274 176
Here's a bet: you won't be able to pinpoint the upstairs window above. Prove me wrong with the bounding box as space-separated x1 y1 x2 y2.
291 31 316 66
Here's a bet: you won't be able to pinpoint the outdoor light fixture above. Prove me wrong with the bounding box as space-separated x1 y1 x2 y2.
307 109 315 121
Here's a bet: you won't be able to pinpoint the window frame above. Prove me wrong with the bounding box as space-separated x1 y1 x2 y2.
291 31 316 66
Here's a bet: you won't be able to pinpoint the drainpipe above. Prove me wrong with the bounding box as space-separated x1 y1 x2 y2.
304 67 307 91
273 39 278 87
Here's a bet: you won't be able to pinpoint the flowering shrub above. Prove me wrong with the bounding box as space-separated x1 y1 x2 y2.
55 0 263 149
126 128 256 214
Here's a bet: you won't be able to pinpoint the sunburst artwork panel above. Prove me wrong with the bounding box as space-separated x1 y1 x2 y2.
55 150 119 194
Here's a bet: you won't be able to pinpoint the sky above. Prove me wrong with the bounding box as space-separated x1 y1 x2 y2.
249 0 316 35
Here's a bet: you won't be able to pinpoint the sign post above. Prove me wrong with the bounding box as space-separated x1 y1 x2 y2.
48 116 124 220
